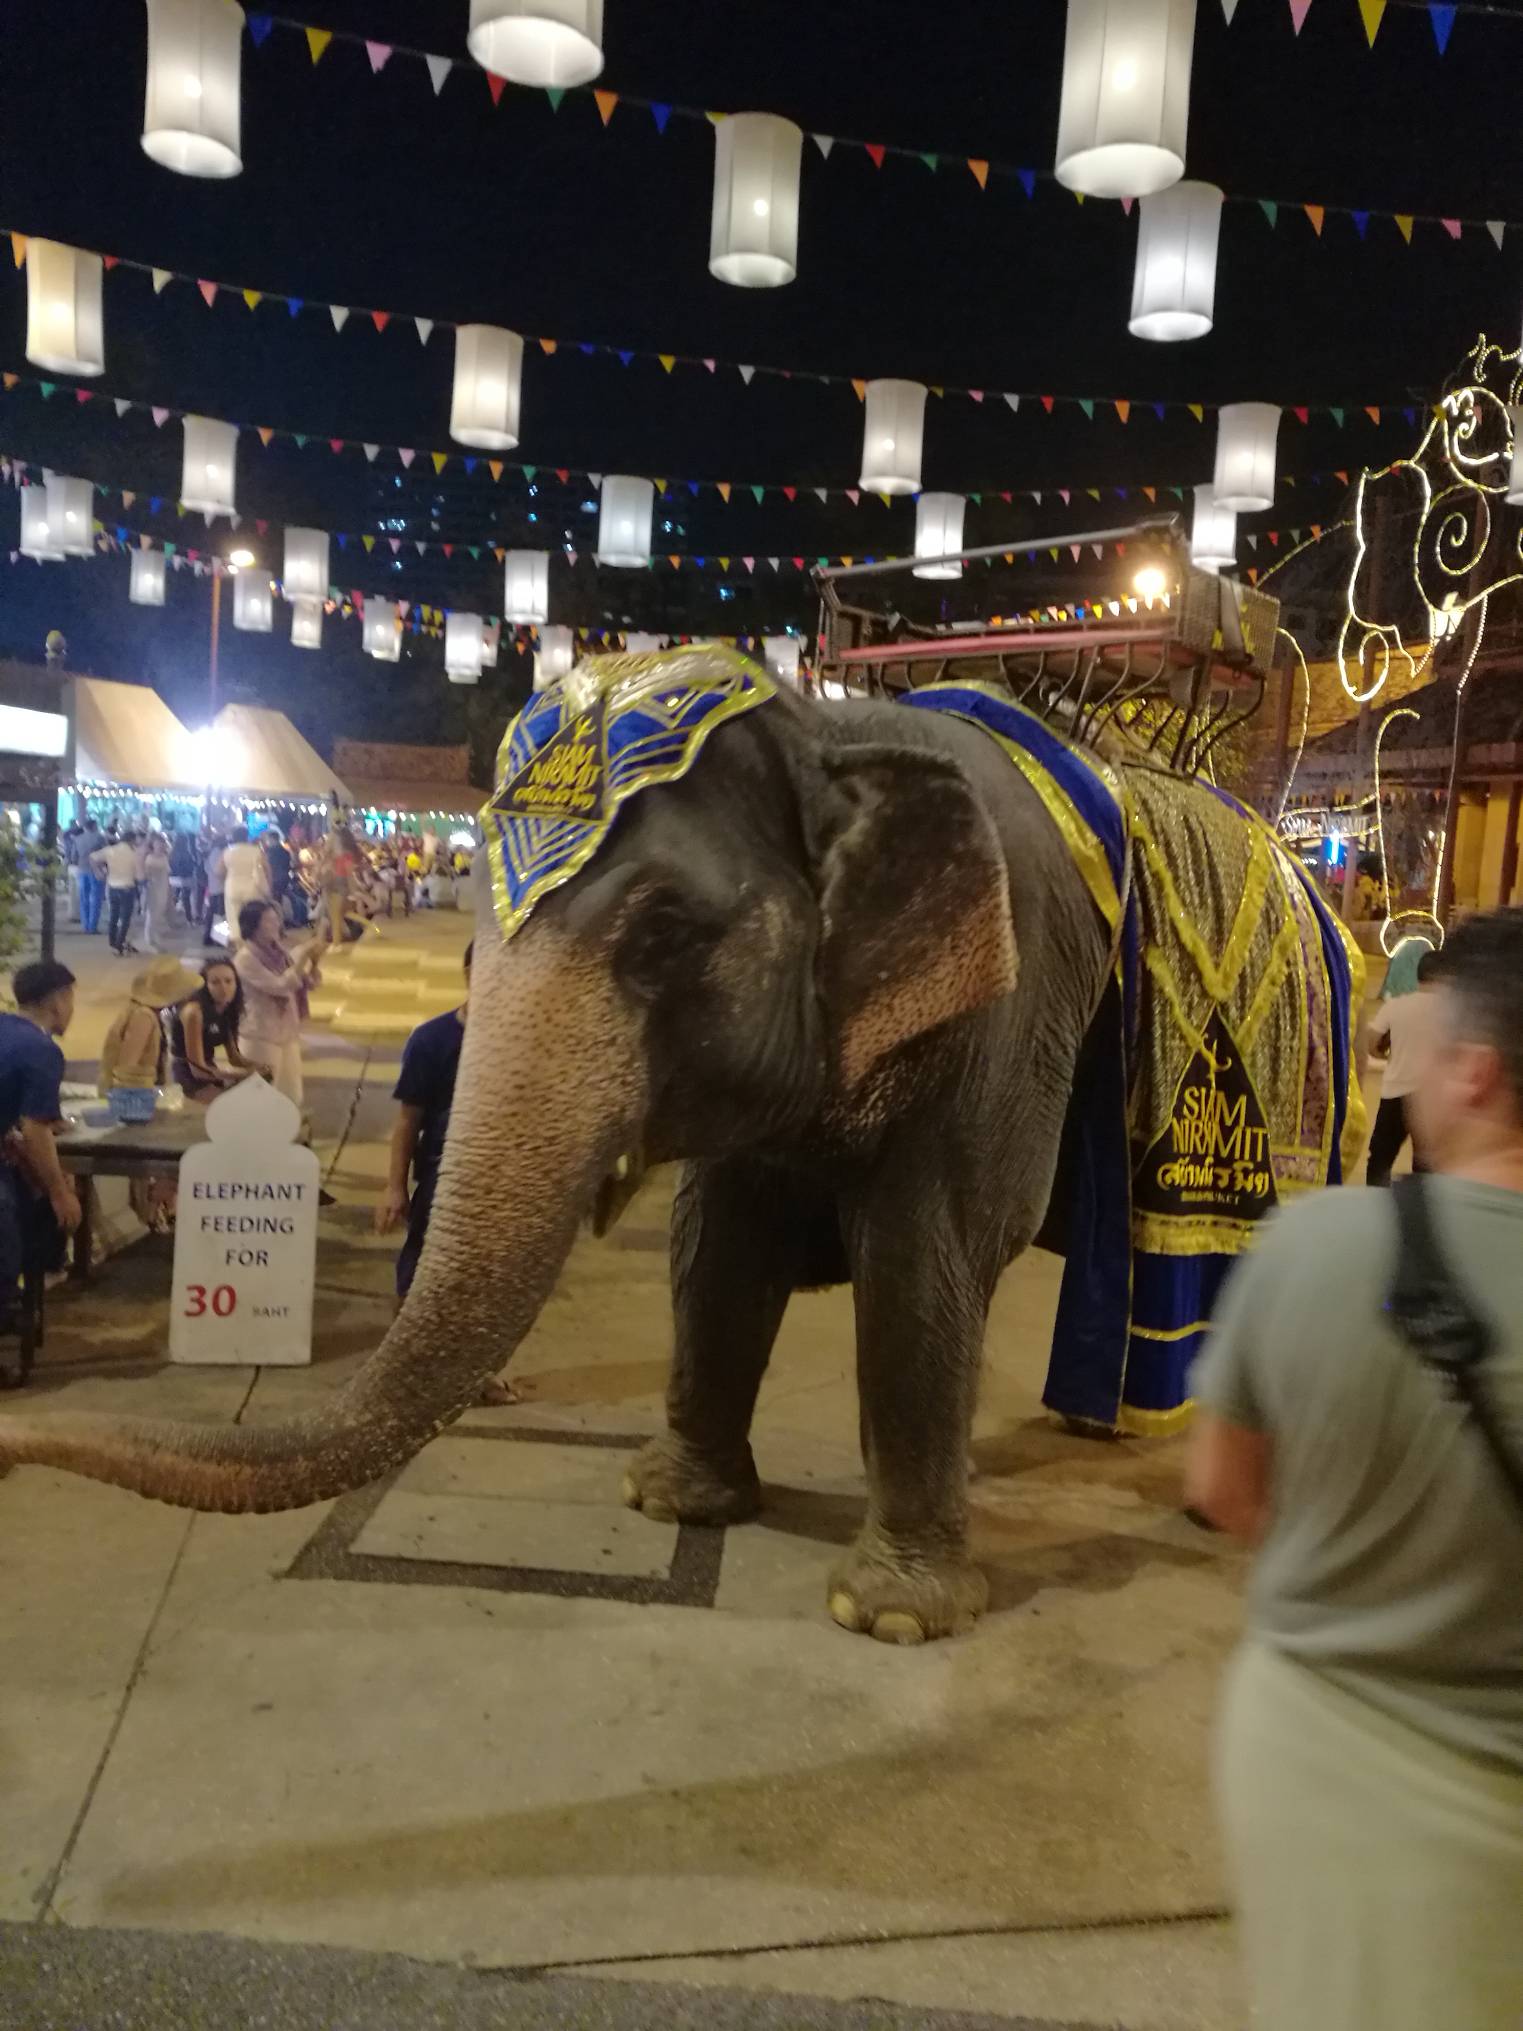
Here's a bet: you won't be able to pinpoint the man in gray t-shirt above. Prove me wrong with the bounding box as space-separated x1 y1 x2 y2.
1187 908 1523 2031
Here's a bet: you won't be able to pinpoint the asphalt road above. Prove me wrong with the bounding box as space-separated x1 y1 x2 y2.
0 1922 1102 2031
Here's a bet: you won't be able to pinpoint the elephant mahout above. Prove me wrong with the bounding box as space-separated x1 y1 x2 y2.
0 647 1363 1644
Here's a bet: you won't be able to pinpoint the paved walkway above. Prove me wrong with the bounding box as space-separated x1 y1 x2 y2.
3 907 1250 2030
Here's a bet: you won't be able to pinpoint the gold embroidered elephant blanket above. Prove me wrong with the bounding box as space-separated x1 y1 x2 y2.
903 682 1366 1435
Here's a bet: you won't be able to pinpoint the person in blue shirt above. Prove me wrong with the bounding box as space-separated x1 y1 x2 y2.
0 960 83 1338
374 942 516 1404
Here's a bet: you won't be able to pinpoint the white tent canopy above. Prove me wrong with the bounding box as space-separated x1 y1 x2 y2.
69 678 352 807
211 705 354 804
73 676 203 793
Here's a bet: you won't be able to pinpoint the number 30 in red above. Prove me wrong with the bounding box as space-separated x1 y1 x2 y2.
184 1285 237 1318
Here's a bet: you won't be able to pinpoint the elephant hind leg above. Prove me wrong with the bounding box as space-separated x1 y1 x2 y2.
623 1157 821 1527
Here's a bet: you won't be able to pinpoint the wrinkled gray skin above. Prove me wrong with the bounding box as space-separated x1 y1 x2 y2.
0 689 1110 1644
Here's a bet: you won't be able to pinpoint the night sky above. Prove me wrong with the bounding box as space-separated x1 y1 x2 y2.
0 0 1519 763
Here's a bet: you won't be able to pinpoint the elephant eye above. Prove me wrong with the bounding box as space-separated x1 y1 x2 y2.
617 888 723 997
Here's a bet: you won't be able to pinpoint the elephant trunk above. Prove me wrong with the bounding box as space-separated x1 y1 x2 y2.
0 924 645 1514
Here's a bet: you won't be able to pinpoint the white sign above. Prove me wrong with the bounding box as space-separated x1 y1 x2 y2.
170 1078 319 1366
0 703 68 758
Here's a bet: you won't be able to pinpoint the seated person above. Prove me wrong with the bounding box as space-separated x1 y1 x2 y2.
168 956 265 1102
0 961 82 1334
98 957 204 1097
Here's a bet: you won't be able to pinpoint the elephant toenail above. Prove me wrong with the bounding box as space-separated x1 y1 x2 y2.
619 1475 641 1509
642 1497 678 1523
871 1611 927 1646
828 1590 866 1632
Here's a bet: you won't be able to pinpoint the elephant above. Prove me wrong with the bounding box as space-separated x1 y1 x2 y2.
0 650 1354 1645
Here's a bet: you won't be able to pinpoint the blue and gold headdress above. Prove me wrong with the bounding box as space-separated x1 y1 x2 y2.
481 644 778 940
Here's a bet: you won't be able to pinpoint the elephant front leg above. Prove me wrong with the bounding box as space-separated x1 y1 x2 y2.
829 1209 992 1645
622 1160 798 1527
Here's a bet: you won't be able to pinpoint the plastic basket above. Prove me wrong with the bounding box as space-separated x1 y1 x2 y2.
107 1087 160 1125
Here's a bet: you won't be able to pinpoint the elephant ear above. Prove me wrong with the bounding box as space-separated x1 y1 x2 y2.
814 743 1018 1091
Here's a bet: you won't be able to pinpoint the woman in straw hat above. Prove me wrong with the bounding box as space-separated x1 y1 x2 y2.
98 956 204 1098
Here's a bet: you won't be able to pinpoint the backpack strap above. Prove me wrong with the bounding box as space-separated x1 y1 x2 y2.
1388 1175 1523 1518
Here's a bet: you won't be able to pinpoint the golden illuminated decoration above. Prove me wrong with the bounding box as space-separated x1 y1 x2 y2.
1370 704 1442 958
1273 627 1312 820
1334 335 1523 705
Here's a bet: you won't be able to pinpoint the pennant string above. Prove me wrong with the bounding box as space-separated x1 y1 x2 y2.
236 11 1501 242
0 222 1425 424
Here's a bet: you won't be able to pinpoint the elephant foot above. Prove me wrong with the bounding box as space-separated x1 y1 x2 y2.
826 1533 988 1645
621 1433 761 1526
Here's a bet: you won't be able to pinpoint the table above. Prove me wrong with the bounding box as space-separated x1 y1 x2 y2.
56 1106 313 1284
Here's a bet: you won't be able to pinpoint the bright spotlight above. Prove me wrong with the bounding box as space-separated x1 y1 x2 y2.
181 724 244 787
1133 565 1168 602
228 547 256 571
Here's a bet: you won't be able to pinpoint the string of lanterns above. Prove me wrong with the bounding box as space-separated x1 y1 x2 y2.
6 229 1425 429
210 6 1510 250
131 0 1506 384
12 0 1412 679
6 380 1288 571
6 255 1373 542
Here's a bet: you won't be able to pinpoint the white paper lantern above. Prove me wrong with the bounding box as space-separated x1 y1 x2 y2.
18 486 63 562
860 380 927 496
596 476 655 568
364 597 401 662
130 547 167 607
283 526 329 602
181 415 238 516
762 636 801 684
290 598 323 650
1129 181 1222 342
914 493 967 579
1213 402 1281 514
47 474 94 557
480 620 501 669
1507 407 1523 506
141 0 245 180
1190 484 1237 573
467 0 603 86
446 611 485 683
502 548 549 623
450 325 525 452
710 113 803 289
534 624 575 689
25 240 105 377
1054 0 1196 200
233 569 272 631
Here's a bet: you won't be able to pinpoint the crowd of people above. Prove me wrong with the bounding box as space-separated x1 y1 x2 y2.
61 816 475 958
